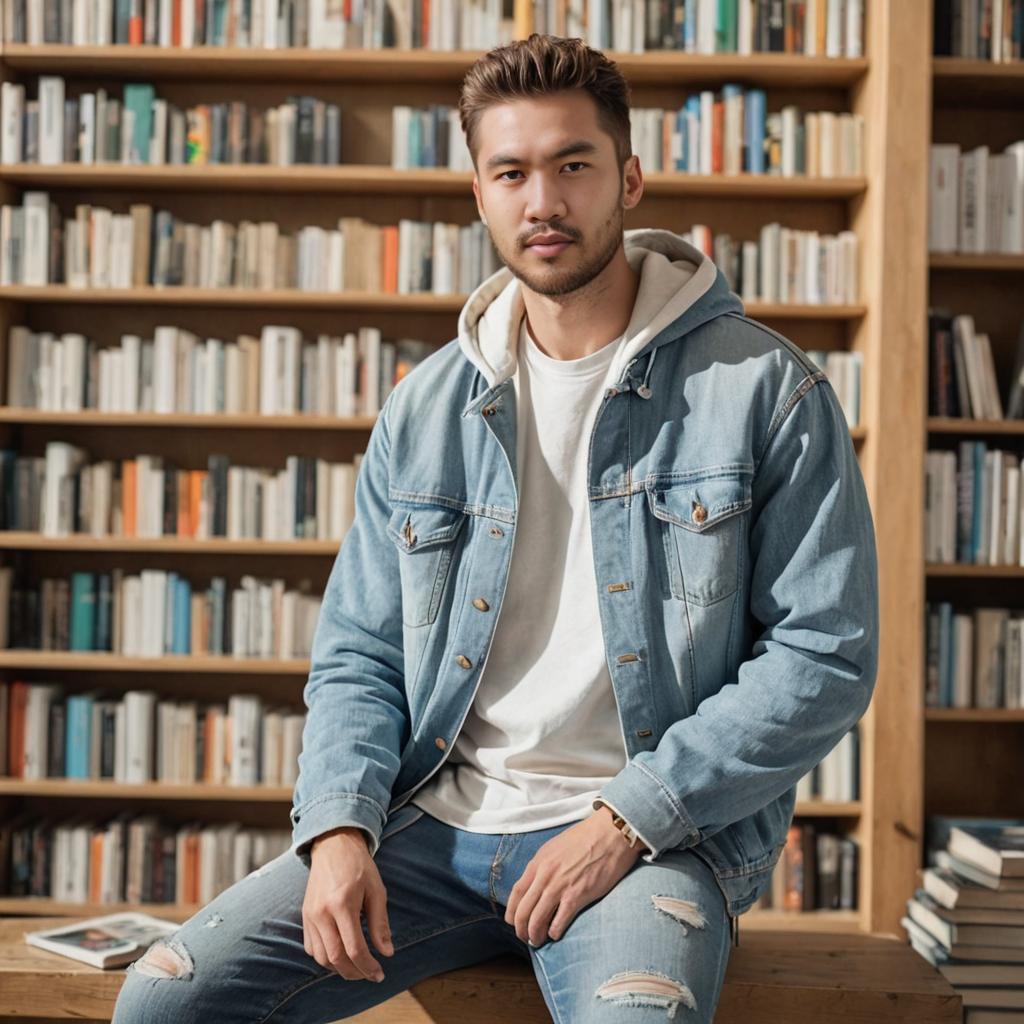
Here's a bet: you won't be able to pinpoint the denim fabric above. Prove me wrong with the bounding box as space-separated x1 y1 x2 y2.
112 804 732 1023
289 252 880 920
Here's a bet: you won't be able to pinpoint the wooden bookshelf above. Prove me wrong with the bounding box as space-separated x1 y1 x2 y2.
0 163 869 199
0 44 871 86
0 285 869 319
0 9 917 933
923 14 1024 875
0 651 309 673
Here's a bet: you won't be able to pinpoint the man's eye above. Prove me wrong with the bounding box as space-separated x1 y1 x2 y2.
563 162 587 172
498 170 523 181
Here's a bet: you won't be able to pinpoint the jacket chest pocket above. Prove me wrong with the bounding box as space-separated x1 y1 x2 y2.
387 505 467 627
646 471 752 607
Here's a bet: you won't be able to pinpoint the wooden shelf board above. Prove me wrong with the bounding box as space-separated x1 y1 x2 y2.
0 286 867 319
0 779 854 816
925 708 1024 722
0 408 377 429
924 563 1024 577
0 531 340 555
930 253 1024 271
0 409 866 443
0 163 867 199
0 45 869 86
739 909 863 932
932 57 1024 104
927 417 1024 435
793 800 861 817
0 651 309 673
0 779 293 801
0 897 194 918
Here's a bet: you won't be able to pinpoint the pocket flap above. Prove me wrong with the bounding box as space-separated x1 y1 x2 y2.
387 505 466 551
646 474 752 533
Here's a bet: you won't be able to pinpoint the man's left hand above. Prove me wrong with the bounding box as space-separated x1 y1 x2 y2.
503 805 646 946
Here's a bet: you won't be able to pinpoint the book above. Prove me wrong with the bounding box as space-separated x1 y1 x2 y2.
23 912 178 969
951 825 1024 879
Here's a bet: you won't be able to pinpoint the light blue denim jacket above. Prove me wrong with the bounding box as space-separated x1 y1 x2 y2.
291 230 879 917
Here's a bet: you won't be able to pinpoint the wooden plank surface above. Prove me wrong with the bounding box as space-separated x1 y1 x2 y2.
0 919 960 1023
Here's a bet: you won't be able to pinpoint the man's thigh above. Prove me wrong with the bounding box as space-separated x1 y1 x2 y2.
112 807 511 1024
527 847 732 1024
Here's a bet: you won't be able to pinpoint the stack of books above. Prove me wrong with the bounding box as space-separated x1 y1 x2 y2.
903 816 1024 1022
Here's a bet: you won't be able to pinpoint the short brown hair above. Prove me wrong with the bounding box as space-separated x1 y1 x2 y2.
458 33 633 171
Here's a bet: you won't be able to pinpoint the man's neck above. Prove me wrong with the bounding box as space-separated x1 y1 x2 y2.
522 249 640 361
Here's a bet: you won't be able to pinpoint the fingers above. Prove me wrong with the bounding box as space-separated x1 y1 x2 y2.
336 903 385 983
364 880 394 959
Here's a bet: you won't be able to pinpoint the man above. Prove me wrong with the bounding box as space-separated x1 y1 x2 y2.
113 33 878 1024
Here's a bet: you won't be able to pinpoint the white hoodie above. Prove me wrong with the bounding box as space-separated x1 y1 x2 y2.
409 229 720 834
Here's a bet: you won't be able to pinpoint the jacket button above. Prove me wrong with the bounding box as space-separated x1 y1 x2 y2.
604 387 615 399
455 654 473 669
488 526 504 538
435 737 446 749
692 502 707 524
472 597 490 611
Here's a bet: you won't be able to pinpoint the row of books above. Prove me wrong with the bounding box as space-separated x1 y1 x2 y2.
0 79 343 167
933 0 1024 63
689 222 859 307
630 96 863 177
793 725 859 803
2 568 322 659
928 310 1024 420
5 325 435 418
925 603 1024 710
391 104 473 171
752 823 858 912
903 817 1024 1021
925 444 1024 566
0 195 503 295
5 0 867 57
1 444 361 543
3 683 304 787
929 142 1024 256
2 812 292 907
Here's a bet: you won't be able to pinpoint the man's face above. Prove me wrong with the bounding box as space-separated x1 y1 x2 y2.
472 91 639 297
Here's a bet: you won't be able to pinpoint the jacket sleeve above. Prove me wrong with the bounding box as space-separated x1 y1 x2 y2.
595 372 880 861
290 389 408 863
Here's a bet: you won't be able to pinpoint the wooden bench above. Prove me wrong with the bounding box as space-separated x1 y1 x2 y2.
0 918 962 1023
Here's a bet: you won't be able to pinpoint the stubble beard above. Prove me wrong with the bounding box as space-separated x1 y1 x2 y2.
489 196 625 299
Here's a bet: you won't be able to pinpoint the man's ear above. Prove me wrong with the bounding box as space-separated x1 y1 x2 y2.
473 176 487 225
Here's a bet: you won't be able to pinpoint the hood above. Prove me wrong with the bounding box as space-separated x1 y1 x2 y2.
457 228 742 391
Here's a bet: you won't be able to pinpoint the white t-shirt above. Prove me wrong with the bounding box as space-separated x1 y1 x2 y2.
410 315 630 831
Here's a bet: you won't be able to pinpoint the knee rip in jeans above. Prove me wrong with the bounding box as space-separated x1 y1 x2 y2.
593 896 706 1017
595 969 697 1020
133 940 193 980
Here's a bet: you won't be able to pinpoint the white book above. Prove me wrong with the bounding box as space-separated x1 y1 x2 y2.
228 694 262 785
953 613 974 708
929 144 960 253
38 76 65 165
1 82 24 164
22 191 50 286
140 569 166 656
42 441 86 536
123 690 156 783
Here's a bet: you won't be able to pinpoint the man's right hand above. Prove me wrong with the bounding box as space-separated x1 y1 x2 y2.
302 826 394 982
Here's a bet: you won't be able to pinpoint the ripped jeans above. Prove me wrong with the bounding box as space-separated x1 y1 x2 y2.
112 803 734 1023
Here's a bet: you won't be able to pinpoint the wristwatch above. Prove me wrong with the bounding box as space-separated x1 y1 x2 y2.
593 798 650 853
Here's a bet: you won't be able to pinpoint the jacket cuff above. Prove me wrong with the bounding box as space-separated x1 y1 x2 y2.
596 760 701 861
291 792 387 864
